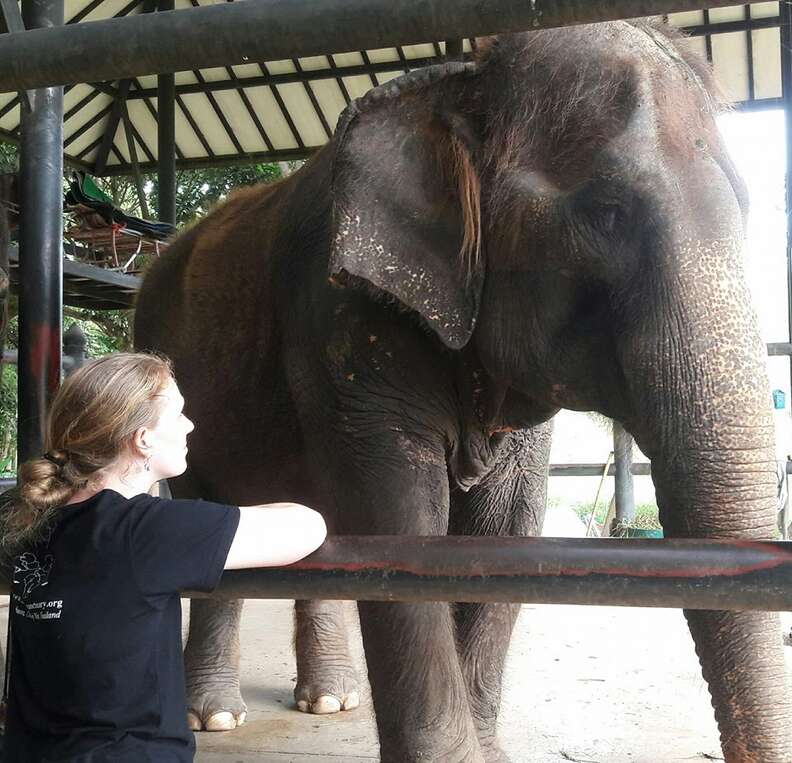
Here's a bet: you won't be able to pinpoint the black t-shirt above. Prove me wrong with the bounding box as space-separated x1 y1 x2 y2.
5 489 240 762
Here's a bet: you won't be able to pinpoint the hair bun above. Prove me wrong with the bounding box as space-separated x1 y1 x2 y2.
42 451 67 468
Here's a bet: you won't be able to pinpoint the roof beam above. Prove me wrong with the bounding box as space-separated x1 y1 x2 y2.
122 102 150 219
223 65 275 151
174 92 214 158
0 0 765 92
684 13 779 37
0 125 94 172
63 102 114 149
125 55 468 99
97 146 313 176
292 58 333 140
189 69 244 154
94 78 133 175
258 62 305 150
0 0 25 34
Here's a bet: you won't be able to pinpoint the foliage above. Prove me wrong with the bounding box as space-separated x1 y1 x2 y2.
148 163 285 224
0 141 18 172
0 362 16 475
91 162 289 226
570 499 662 530
63 309 133 354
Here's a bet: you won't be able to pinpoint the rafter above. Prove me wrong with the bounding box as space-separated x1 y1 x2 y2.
97 147 313 176
258 62 305 150
124 55 463 99
94 78 133 175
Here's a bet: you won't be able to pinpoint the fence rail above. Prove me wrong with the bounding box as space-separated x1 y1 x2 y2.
0 535 788 609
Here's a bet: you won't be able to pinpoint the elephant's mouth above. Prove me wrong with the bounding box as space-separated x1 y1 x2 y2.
484 387 560 432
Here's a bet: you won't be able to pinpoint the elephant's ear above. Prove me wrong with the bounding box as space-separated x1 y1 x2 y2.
330 62 482 350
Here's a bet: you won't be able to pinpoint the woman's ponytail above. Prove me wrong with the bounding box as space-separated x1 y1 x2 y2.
0 352 174 565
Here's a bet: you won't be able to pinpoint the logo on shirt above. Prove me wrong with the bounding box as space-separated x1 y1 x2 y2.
13 551 54 601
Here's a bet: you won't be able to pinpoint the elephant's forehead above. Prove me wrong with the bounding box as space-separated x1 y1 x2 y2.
482 22 718 183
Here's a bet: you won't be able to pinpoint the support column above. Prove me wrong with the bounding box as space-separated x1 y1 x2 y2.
613 422 635 525
17 0 64 464
782 2 792 397
444 39 463 60
156 0 176 225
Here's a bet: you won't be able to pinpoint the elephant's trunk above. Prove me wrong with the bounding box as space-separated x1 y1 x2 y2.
625 235 792 761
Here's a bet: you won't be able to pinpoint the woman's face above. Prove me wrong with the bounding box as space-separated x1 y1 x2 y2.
145 380 195 481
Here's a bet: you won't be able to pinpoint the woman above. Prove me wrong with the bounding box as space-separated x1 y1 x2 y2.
0 352 327 762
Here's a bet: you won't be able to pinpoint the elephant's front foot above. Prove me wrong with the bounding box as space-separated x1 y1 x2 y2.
185 671 247 731
479 741 511 763
294 661 360 715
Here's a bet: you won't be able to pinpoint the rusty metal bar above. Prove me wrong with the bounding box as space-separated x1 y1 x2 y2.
0 0 770 93
181 536 792 611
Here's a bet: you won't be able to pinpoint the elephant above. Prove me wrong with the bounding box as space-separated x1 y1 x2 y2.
134 19 792 763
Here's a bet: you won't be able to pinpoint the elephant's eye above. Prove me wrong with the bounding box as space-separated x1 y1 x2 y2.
599 203 625 234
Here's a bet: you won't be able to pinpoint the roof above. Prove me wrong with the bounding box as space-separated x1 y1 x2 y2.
0 0 783 176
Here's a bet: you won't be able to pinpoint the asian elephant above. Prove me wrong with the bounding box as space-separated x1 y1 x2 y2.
134 20 792 763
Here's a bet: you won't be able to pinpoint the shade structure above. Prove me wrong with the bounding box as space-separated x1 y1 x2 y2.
0 1 785 176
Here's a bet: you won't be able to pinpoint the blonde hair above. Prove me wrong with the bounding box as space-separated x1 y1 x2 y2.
0 352 174 562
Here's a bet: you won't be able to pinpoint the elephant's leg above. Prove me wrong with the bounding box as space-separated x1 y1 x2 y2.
169 470 247 732
294 598 361 714
684 609 791 762
450 424 553 763
660 489 792 762
358 600 483 763
324 434 483 761
184 599 247 731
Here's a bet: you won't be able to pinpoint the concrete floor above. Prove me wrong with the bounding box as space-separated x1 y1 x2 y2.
191 598 792 763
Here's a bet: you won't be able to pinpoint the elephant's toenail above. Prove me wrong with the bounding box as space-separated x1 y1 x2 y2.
312 695 342 714
296 700 310 713
205 711 236 731
342 691 360 710
186 712 202 731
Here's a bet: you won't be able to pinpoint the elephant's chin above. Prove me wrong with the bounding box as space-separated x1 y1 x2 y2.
450 430 507 491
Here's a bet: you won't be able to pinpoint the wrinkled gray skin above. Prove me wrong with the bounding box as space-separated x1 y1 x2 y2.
134 21 791 763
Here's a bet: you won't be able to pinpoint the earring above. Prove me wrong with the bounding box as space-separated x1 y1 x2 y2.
144 456 152 472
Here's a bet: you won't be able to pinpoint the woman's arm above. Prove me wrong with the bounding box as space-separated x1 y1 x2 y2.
223 503 327 569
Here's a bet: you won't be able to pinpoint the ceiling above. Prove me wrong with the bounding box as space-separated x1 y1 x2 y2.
0 0 784 176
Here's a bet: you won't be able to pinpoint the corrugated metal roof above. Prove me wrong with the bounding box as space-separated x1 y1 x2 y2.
0 1 782 175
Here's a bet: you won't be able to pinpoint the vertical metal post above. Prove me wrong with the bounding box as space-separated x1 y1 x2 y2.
613 422 635 525
782 1 792 399
444 39 463 60
17 0 64 464
156 0 176 225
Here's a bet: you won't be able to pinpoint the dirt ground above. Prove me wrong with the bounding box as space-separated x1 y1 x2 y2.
192 598 792 763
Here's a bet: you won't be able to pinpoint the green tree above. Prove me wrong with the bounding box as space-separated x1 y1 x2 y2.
146 162 286 224
0 141 17 172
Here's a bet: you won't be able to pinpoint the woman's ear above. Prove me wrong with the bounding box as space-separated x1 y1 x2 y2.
132 428 152 458
330 63 483 350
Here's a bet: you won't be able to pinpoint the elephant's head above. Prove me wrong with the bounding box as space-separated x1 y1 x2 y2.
330 20 791 761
